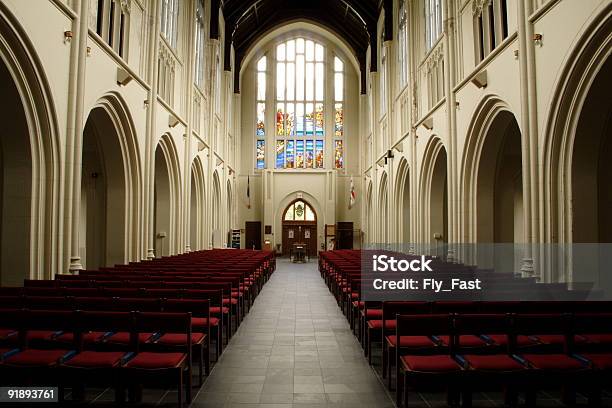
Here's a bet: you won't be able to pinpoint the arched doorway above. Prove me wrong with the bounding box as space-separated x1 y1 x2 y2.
154 136 181 257
282 199 317 257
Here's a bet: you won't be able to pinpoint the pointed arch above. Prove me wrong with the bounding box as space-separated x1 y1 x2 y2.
378 171 389 244
211 170 222 247
154 134 182 256
419 136 448 251
190 155 206 251
0 2 60 282
460 95 523 244
394 157 411 246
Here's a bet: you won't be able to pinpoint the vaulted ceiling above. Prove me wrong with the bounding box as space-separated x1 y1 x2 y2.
212 0 392 93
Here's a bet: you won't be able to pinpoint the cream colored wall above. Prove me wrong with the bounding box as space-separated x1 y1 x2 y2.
363 0 611 279
0 0 236 281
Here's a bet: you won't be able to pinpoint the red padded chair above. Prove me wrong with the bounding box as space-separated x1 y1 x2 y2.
122 312 192 407
512 313 588 406
396 314 462 408
60 311 133 402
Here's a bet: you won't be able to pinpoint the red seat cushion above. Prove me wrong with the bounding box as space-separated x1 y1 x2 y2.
367 320 396 330
209 306 230 315
487 334 538 347
192 317 220 328
437 335 487 347
463 354 525 371
0 329 16 339
222 298 238 305
107 332 154 344
534 335 587 345
350 292 359 299
401 355 461 372
352 301 364 309
582 334 612 344
125 352 186 369
582 353 612 369
521 354 585 370
365 309 382 319
4 349 70 366
26 330 58 342
63 351 126 368
56 331 107 344
156 333 206 346
386 336 436 348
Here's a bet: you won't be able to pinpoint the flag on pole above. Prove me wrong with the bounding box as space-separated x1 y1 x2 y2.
349 177 356 209
246 176 251 209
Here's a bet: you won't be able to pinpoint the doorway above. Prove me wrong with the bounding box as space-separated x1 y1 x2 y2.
245 221 262 250
282 200 317 257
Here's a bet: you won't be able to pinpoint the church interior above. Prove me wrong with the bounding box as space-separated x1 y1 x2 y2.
0 0 611 406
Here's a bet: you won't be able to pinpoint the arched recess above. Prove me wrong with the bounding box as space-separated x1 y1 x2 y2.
190 156 206 251
80 93 141 269
0 3 59 283
395 157 411 247
378 172 389 244
462 97 524 244
211 170 222 247
544 4 612 245
226 179 233 230
420 137 448 255
275 190 324 254
366 180 373 244
154 134 181 257
543 4 612 284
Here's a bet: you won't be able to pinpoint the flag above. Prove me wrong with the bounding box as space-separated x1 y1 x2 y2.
246 176 251 209
349 177 356 209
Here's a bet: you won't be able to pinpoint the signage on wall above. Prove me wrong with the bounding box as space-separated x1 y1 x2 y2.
288 229 294 238
305 229 311 239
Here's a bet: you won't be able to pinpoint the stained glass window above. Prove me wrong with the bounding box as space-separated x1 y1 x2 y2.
333 56 345 168
315 140 324 168
256 140 265 169
256 103 265 136
286 140 295 168
256 56 267 169
274 37 325 168
295 140 304 168
284 200 316 221
334 140 344 169
334 104 343 137
305 140 314 168
276 140 285 168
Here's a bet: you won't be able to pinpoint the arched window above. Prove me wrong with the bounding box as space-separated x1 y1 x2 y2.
284 200 316 221
254 36 346 170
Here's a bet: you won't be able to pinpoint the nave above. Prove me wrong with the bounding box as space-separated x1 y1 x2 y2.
194 258 394 408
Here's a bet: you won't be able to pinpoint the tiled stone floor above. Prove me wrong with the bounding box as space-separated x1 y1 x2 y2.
192 258 395 408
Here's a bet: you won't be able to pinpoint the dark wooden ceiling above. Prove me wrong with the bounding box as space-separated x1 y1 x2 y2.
213 0 390 93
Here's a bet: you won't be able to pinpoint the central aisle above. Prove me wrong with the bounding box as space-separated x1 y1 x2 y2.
194 258 394 408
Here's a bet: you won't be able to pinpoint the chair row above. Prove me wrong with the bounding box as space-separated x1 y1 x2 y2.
394 312 612 407
0 296 214 381
0 309 199 407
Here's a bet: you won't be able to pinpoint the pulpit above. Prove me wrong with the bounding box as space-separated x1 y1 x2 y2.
291 242 307 263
